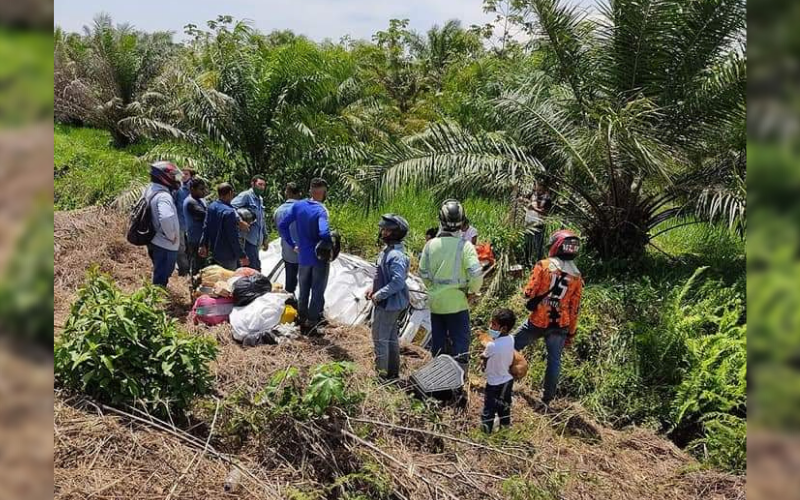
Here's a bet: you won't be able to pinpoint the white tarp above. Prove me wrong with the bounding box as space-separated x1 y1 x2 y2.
260 240 431 345
230 291 292 341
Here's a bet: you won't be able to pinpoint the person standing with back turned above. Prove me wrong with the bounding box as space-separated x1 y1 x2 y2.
232 175 267 271
144 161 183 287
278 178 332 333
273 182 303 294
200 183 249 272
419 199 483 371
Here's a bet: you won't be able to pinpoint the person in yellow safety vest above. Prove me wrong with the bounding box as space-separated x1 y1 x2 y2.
419 199 483 369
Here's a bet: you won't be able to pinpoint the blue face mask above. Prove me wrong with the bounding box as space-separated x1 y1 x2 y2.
487 328 502 339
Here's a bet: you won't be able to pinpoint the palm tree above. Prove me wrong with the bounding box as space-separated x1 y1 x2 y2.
55 14 181 147
360 0 746 260
408 20 484 91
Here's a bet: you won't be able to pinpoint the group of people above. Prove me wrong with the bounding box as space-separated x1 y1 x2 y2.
142 161 333 330
142 161 583 433
366 198 583 433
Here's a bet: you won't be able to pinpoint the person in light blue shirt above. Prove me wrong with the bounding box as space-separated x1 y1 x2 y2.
273 182 302 294
278 178 332 328
232 175 266 271
365 214 410 380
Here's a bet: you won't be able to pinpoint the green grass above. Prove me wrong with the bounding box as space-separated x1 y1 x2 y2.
54 124 150 210
0 29 53 127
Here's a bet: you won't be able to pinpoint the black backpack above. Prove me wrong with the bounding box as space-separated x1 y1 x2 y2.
127 191 158 246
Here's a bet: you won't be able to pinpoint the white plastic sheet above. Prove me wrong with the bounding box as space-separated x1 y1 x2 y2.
230 292 292 341
260 239 431 345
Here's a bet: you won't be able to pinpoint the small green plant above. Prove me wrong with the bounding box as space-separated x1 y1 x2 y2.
54 269 218 415
502 473 566 500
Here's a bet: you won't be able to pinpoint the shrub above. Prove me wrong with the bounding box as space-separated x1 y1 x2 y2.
54 269 218 414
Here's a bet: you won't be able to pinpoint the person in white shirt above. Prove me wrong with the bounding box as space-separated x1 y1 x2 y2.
461 217 478 245
480 308 517 433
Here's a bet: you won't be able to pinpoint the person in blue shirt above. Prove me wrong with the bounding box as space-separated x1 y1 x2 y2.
174 168 196 277
182 177 209 278
199 183 249 271
366 214 410 380
273 182 303 294
232 175 267 271
278 178 331 329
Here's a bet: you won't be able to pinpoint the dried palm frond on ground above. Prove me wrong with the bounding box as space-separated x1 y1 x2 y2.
54 208 745 499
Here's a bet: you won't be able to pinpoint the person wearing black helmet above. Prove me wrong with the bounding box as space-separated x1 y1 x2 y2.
419 199 484 370
365 214 410 380
144 161 183 286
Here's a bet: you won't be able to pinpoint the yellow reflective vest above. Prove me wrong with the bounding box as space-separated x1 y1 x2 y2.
419 234 483 315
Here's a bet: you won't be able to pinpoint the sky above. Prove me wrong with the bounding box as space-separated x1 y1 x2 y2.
54 0 594 42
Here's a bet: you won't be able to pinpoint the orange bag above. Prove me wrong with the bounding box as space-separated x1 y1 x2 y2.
476 330 528 381
475 242 495 267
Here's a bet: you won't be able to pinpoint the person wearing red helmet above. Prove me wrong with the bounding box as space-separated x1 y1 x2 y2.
514 229 584 406
144 161 184 286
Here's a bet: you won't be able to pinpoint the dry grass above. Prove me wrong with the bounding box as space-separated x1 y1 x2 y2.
54 208 745 499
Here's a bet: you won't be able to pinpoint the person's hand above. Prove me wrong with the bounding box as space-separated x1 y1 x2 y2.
564 335 574 348
238 220 251 231
240 256 250 267
198 247 208 258
365 289 373 301
293 246 299 253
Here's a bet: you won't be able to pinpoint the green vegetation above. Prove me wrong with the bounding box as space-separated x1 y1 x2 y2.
54 124 148 209
52 0 747 474
54 270 218 415
0 28 53 126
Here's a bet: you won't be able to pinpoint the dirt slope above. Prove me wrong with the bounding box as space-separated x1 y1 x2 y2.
54 208 745 499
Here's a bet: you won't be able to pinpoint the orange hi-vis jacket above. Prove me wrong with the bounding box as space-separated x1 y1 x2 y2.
523 258 583 338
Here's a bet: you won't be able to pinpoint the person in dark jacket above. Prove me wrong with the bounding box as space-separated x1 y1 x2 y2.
366 214 410 380
278 178 331 330
199 183 249 271
182 177 209 277
174 168 197 276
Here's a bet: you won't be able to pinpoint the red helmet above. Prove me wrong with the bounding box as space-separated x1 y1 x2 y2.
548 229 581 260
150 161 182 190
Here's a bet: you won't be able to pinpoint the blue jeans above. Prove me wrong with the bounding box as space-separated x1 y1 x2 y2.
430 310 471 366
371 307 402 379
284 261 299 294
147 244 178 287
514 321 567 403
481 379 513 432
298 264 330 323
244 242 261 271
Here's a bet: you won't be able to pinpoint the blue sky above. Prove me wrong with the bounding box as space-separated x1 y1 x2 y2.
55 0 594 42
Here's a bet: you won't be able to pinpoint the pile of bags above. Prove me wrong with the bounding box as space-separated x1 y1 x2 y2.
191 265 299 347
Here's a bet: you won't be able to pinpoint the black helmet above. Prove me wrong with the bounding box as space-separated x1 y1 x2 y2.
150 161 182 190
316 231 341 262
236 208 255 224
438 199 465 232
378 213 409 242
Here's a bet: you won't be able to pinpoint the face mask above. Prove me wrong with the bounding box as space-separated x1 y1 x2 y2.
253 187 265 196
487 328 502 339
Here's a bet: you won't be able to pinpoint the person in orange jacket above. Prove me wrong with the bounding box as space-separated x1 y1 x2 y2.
514 229 583 405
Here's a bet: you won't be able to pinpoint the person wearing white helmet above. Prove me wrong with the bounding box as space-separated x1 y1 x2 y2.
366 214 410 380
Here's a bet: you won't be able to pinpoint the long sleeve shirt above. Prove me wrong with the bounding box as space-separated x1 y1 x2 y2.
372 243 410 311
419 234 483 315
277 199 331 267
523 257 583 336
183 195 208 245
145 183 180 251
174 183 191 231
200 200 245 264
231 188 265 246
273 200 300 264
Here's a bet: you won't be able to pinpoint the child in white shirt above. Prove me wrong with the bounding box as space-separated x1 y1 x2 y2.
480 308 517 433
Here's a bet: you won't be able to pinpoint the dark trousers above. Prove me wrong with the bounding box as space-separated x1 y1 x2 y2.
147 244 178 287
371 307 402 379
186 241 205 277
298 264 330 323
430 310 471 366
244 242 261 271
214 257 239 272
524 228 545 268
177 232 190 276
284 261 299 294
481 379 513 432
514 321 567 403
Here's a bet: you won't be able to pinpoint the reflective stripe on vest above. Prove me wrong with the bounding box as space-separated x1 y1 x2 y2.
432 239 468 286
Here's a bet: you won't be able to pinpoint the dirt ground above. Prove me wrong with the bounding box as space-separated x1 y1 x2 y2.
54 208 746 499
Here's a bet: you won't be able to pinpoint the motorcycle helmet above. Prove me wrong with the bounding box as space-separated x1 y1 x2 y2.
315 231 341 262
438 199 465 232
150 161 182 190
236 208 256 224
378 213 409 243
548 229 581 260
